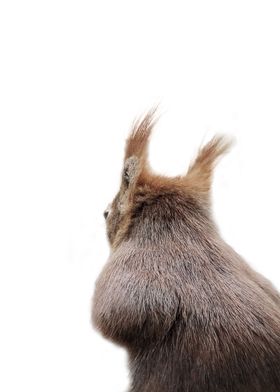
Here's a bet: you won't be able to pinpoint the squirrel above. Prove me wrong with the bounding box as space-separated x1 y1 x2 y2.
92 109 280 392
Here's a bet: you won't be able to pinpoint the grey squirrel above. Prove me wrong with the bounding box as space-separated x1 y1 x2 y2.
92 109 280 391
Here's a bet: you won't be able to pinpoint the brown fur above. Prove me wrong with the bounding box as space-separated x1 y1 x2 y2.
92 110 280 391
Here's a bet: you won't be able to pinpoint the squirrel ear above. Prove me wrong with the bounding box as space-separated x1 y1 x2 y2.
122 156 140 187
124 107 158 170
185 135 233 196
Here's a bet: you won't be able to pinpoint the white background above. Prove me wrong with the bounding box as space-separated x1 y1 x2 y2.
1 1 280 391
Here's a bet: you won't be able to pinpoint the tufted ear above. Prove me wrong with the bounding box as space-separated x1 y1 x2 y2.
122 156 140 187
185 135 233 197
124 108 158 168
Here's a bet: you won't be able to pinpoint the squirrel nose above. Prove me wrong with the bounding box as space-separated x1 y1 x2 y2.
104 203 112 219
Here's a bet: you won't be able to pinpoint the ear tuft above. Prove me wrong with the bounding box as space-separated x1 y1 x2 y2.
186 134 234 194
125 107 158 162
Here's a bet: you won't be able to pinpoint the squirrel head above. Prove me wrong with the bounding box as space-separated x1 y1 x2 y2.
104 109 232 248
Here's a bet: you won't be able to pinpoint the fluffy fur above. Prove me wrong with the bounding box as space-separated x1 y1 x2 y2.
92 110 280 392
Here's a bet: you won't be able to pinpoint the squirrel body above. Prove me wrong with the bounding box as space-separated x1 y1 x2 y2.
92 111 280 391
